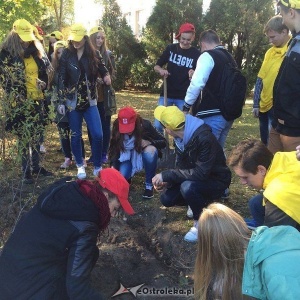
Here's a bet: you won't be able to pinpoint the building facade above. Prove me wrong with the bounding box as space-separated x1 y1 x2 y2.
74 0 156 38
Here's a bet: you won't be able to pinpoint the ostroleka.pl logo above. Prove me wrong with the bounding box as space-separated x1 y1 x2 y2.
111 283 194 298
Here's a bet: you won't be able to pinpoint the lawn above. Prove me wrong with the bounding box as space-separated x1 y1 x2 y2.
0 90 260 244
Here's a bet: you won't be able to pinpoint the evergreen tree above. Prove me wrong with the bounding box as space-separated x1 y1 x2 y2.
204 0 274 91
147 0 203 46
101 0 145 90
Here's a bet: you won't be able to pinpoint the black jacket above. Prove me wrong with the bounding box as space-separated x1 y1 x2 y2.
273 34 300 136
141 119 167 157
0 178 104 300
110 119 167 162
0 47 48 98
161 124 231 186
58 48 108 103
0 47 49 131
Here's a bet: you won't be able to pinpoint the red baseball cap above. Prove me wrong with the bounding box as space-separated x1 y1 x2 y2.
118 106 137 134
175 23 195 39
96 168 135 215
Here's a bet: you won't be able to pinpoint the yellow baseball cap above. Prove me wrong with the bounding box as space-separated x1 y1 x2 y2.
278 0 300 9
154 106 186 131
68 23 87 42
13 19 36 42
53 40 67 51
47 30 64 40
89 26 105 36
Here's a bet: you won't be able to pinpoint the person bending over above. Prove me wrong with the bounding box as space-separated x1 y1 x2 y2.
152 106 231 242
0 168 134 299
228 138 300 230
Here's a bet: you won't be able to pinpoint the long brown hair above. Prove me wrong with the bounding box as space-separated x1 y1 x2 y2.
0 31 44 59
67 36 100 76
48 44 66 87
90 29 115 78
108 114 143 160
194 203 250 300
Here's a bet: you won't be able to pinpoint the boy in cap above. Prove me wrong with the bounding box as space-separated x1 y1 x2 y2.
0 168 134 299
268 0 300 153
153 23 200 133
152 106 231 242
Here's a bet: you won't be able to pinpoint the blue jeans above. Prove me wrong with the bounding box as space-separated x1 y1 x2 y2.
154 97 184 133
160 180 226 220
68 106 103 168
202 115 233 149
259 108 273 145
87 102 111 160
57 122 85 160
112 148 158 189
248 193 265 226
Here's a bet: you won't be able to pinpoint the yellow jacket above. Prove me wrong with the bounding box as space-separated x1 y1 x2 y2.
263 151 300 223
258 43 288 112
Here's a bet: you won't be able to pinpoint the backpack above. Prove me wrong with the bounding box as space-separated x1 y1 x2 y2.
213 49 247 121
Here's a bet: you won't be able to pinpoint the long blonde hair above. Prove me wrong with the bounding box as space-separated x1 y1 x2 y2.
89 27 108 56
194 203 250 300
89 28 115 78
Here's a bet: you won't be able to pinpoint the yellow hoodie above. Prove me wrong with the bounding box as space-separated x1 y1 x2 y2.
263 151 300 223
258 43 288 113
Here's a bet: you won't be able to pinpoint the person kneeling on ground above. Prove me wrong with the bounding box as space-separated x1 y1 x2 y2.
194 203 300 300
108 106 166 199
0 168 134 299
152 106 231 242
227 138 300 230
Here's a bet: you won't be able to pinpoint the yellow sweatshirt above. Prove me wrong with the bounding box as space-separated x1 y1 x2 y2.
258 43 288 113
24 56 43 100
263 151 300 223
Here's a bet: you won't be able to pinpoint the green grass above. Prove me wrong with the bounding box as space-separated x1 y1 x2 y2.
0 91 260 245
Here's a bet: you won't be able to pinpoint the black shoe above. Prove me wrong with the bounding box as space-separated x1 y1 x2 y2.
32 167 53 177
23 172 34 184
142 188 154 199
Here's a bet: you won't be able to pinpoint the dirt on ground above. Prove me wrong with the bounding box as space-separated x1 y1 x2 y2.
0 92 258 299
93 185 198 300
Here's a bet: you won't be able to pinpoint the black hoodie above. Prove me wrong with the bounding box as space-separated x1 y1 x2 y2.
0 178 104 300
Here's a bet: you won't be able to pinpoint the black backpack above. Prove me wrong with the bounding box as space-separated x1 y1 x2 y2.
213 49 247 121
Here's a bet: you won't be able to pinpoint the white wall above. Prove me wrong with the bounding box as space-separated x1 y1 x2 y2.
74 0 155 36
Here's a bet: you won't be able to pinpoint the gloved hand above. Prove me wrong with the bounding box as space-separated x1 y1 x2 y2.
57 104 66 115
252 108 259 117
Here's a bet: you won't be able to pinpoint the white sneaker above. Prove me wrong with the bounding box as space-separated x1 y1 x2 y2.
77 166 86 179
40 144 46 154
186 206 193 218
93 167 102 176
184 226 198 243
60 158 72 169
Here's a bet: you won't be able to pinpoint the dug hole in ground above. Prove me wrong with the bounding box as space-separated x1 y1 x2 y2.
92 172 197 300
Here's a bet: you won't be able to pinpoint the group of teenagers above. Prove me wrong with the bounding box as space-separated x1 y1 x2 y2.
1 0 300 298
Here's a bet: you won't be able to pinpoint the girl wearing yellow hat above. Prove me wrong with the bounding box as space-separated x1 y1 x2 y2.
0 18 53 183
49 40 86 169
57 23 111 179
88 26 117 164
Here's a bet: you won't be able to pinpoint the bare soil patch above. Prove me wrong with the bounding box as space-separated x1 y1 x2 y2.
0 91 259 299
